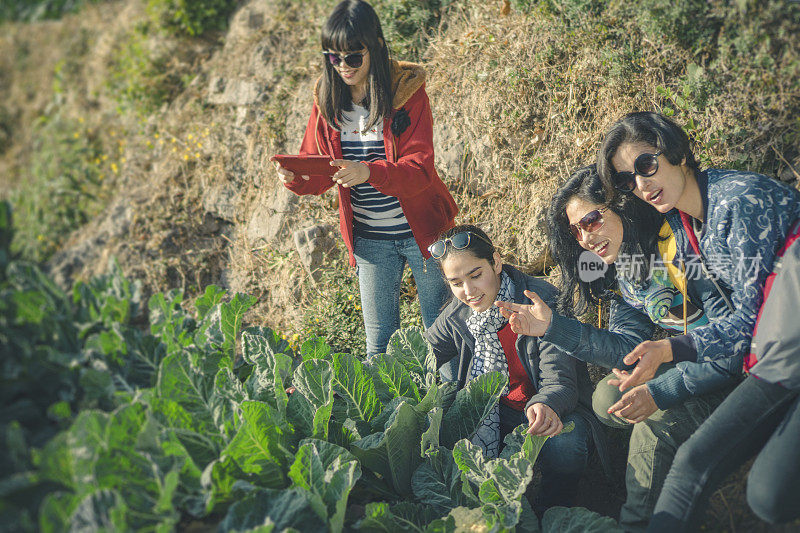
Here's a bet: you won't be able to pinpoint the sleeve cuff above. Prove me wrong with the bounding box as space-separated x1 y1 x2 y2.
365 161 388 188
542 312 581 354
526 391 571 419
647 368 691 410
669 335 697 363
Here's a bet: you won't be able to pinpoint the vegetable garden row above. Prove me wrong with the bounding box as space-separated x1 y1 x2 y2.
0 200 620 532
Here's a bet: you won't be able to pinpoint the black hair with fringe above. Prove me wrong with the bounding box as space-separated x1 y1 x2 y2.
597 111 700 200
319 0 393 132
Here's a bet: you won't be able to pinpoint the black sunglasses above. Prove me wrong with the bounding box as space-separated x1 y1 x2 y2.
569 206 609 240
428 231 493 260
612 151 663 192
322 51 365 69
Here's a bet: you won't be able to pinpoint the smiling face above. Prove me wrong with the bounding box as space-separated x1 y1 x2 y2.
611 141 690 213
326 48 370 91
440 251 503 313
565 196 625 264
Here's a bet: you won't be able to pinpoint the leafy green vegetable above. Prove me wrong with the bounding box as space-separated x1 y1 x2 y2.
541 506 623 532
440 372 507 448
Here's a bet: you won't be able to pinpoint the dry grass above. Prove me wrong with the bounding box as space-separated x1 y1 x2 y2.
1 0 799 528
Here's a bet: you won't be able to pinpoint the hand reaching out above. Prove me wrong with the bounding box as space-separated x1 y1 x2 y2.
608 339 673 392
494 289 553 337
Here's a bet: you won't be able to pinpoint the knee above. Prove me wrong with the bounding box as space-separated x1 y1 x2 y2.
538 425 590 476
747 468 797 524
593 376 627 428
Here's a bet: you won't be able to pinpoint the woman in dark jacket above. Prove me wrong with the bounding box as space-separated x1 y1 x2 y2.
423 224 598 513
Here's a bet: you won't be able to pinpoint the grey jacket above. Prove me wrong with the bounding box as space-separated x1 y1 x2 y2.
424 264 593 417
749 224 800 390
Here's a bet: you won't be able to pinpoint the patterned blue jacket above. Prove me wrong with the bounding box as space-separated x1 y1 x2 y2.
666 168 800 369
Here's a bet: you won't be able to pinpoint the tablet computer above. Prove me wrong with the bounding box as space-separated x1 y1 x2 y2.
271 154 336 178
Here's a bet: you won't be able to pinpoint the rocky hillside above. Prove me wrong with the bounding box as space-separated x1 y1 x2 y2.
2 0 799 528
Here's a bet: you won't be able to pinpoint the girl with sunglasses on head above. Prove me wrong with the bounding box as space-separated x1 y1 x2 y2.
596 115 800 529
496 166 738 531
423 224 601 514
274 0 457 356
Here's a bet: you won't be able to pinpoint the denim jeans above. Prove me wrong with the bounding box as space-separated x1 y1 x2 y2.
500 403 592 511
592 368 731 532
353 235 450 357
648 374 800 531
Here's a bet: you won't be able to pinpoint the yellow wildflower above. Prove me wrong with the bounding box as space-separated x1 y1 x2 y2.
111 163 118 174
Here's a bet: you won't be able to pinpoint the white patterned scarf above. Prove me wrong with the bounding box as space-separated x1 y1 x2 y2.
465 271 514 458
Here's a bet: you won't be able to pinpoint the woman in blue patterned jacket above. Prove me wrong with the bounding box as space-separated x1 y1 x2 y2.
596 111 800 530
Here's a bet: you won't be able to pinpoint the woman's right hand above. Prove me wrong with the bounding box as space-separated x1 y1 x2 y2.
274 162 309 184
495 289 553 337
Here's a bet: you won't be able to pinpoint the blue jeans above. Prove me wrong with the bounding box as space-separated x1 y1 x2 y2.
353 235 450 357
648 375 800 531
500 403 592 511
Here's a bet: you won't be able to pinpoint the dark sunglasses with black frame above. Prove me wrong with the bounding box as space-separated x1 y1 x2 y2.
428 231 493 260
322 50 366 69
612 150 663 192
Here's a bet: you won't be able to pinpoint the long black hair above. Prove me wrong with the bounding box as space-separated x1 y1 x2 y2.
548 165 664 316
597 111 700 199
319 0 393 132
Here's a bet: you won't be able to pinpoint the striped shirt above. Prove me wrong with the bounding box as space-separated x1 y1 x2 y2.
340 104 412 240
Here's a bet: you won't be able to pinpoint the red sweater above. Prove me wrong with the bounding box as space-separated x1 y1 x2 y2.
497 323 536 411
285 62 458 267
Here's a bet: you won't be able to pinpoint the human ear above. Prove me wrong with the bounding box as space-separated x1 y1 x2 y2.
492 251 503 275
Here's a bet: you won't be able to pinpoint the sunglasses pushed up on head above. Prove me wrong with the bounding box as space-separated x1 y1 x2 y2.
428 231 493 260
569 206 609 240
612 151 663 192
322 50 366 69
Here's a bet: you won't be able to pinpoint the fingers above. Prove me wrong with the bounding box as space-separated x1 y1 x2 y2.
527 407 548 434
275 163 296 184
607 367 629 390
607 393 631 417
623 342 648 366
331 159 347 167
543 417 563 437
617 365 648 391
523 290 545 306
494 300 525 313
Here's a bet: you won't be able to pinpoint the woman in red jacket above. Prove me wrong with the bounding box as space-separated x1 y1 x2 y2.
274 0 457 356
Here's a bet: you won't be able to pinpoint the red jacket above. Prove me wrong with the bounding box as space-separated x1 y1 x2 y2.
284 60 458 267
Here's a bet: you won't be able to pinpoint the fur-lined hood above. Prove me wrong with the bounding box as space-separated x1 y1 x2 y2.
313 59 426 110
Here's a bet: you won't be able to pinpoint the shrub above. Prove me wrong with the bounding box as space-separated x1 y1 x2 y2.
146 0 238 37
0 0 100 23
373 0 456 60
106 26 187 115
10 113 111 263
300 249 424 359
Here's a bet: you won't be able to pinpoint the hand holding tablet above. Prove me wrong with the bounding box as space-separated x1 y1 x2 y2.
271 155 337 184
